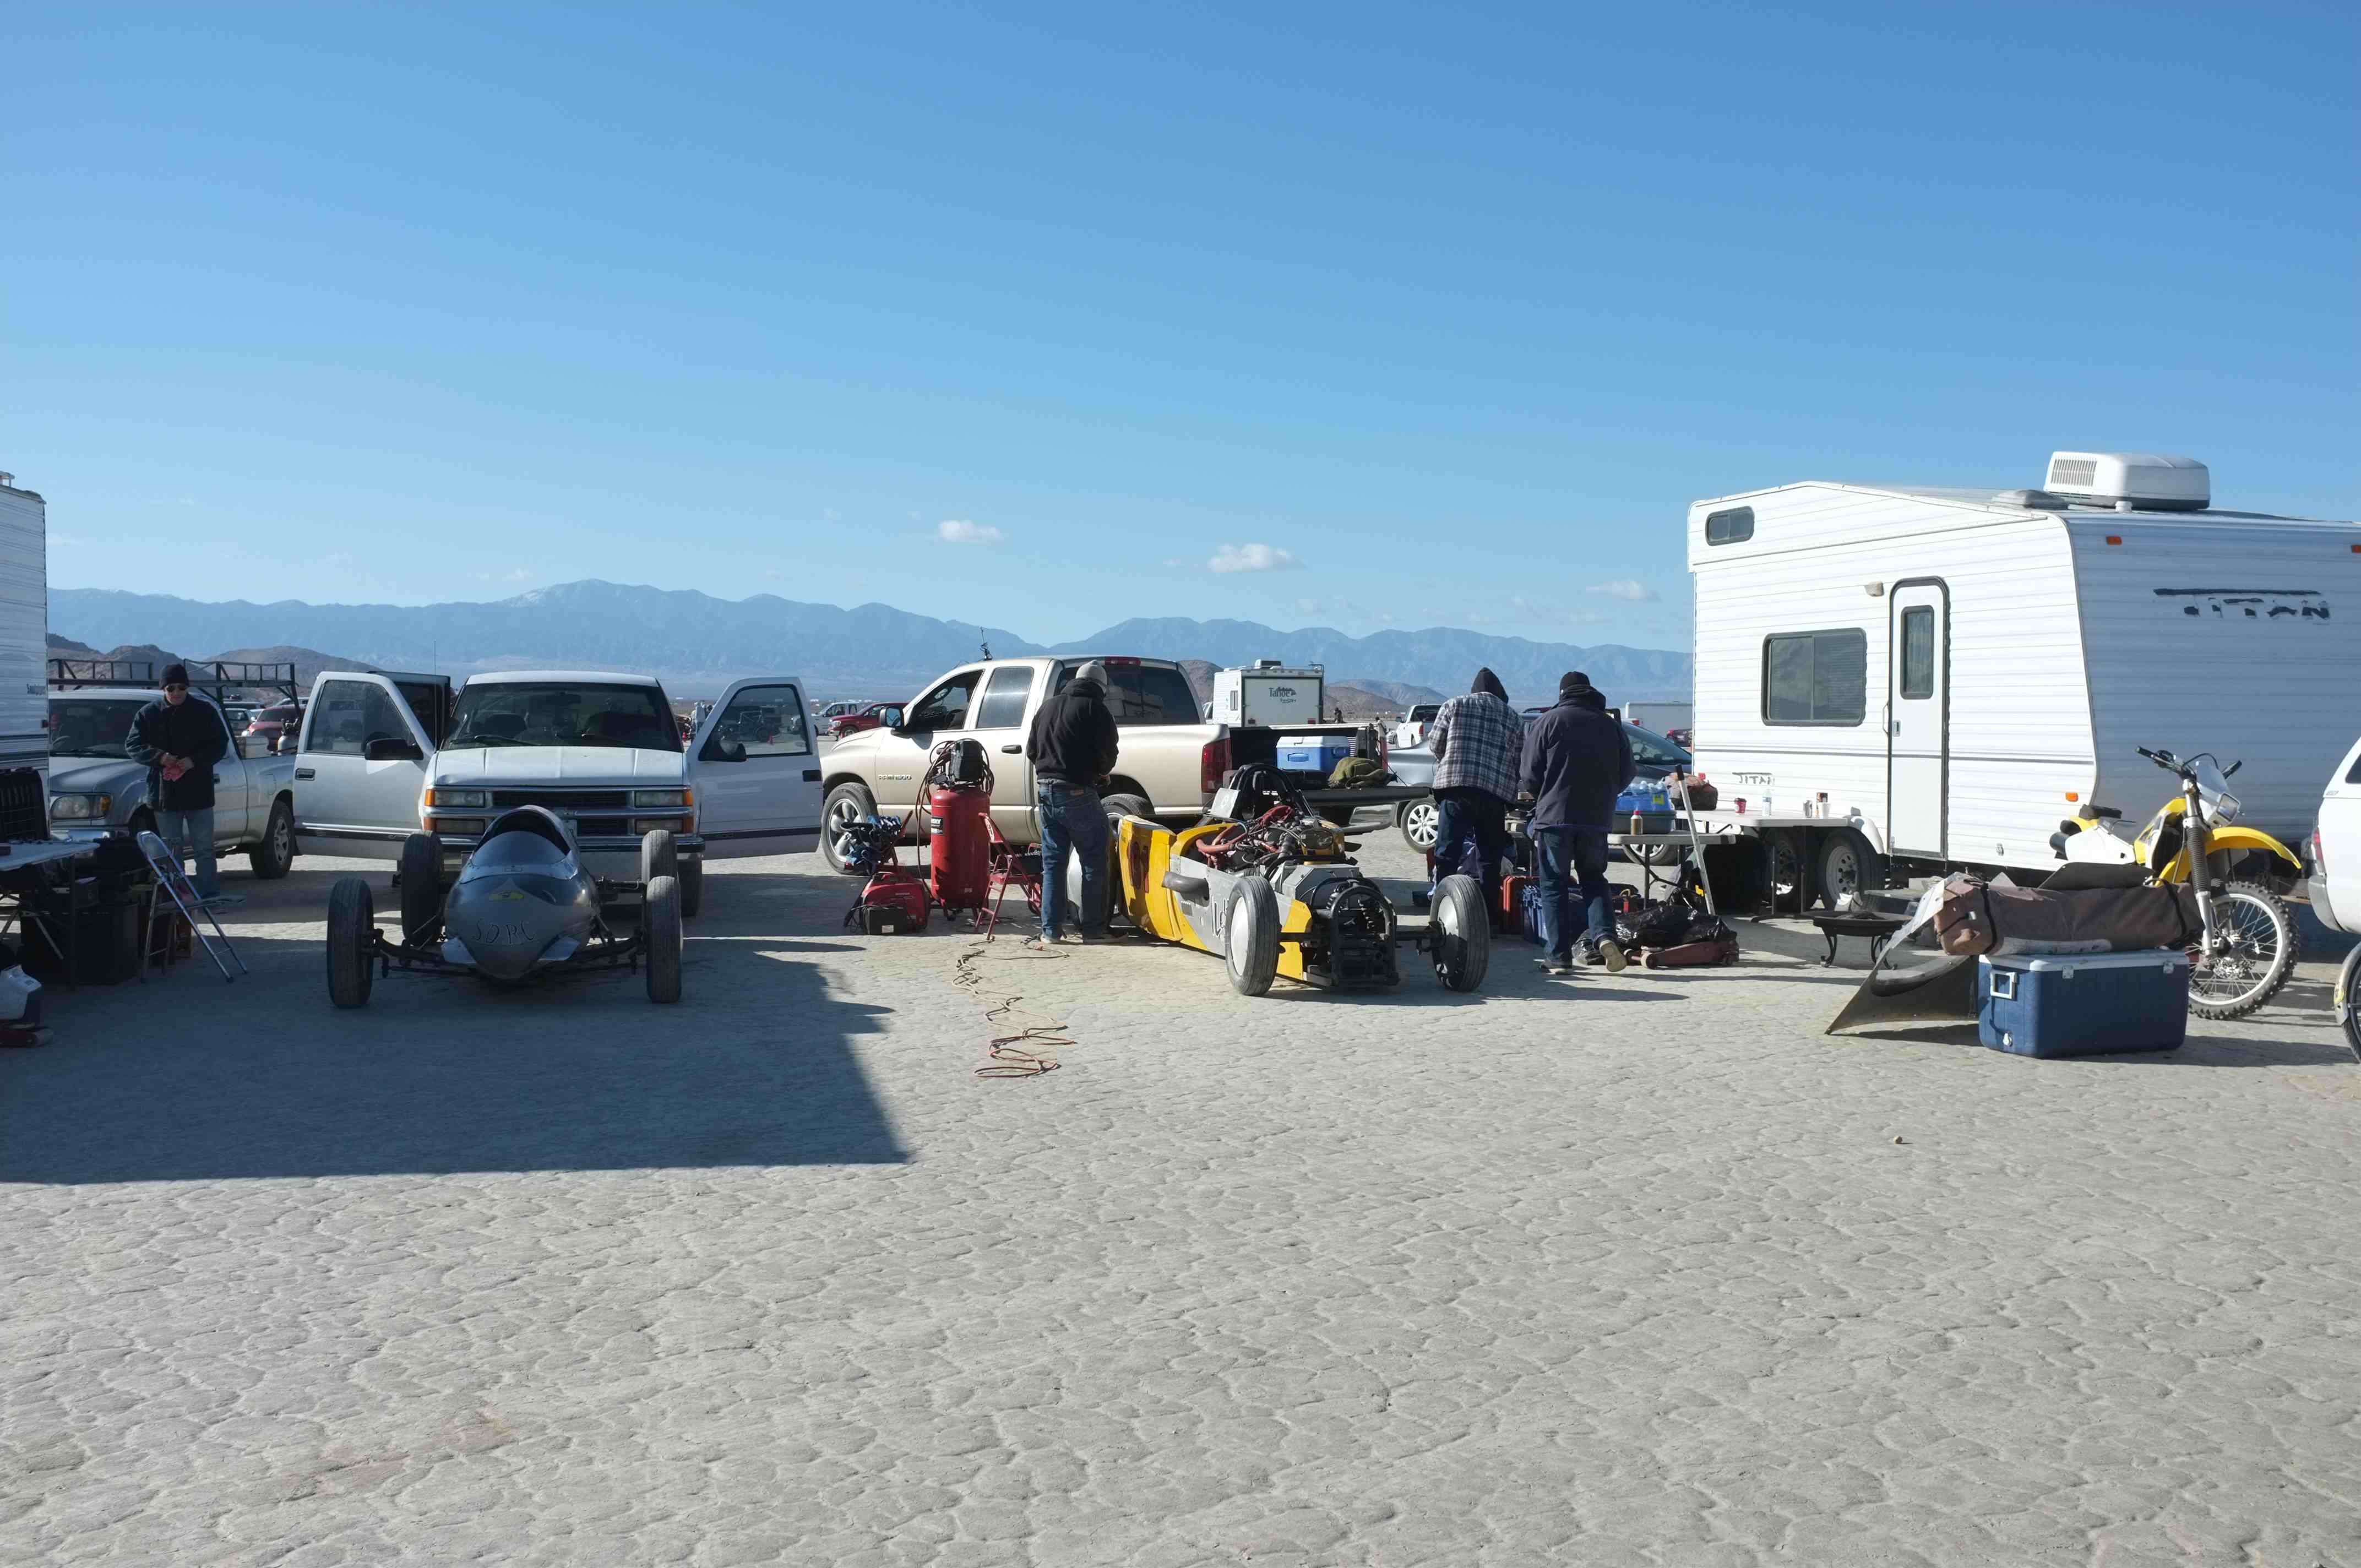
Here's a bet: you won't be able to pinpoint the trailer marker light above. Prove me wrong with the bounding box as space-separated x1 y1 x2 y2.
2105 535 2123 546
2065 792 2079 802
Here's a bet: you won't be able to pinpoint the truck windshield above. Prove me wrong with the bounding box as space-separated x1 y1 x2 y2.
48 698 153 758
1054 663 1200 726
449 683 681 752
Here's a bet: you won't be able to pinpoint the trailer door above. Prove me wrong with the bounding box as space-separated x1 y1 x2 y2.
1887 584 1949 857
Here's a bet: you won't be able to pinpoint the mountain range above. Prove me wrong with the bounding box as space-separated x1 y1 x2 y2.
50 581 1691 705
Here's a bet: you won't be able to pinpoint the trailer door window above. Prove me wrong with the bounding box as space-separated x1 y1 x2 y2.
1705 507 1754 546
1899 608 1935 700
1762 630 1867 725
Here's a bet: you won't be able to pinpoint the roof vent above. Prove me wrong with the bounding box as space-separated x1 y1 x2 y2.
1994 488 2067 510
2044 451 2209 512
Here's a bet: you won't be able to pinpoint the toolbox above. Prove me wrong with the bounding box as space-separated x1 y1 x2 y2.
1276 735 1354 775
1978 950 2189 1058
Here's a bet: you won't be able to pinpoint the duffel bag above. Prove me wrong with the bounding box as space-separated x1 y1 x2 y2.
1642 936 1739 969
1936 874 2199 957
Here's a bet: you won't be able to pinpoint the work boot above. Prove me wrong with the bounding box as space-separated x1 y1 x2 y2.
1538 955 1574 977
1600 939 1628 973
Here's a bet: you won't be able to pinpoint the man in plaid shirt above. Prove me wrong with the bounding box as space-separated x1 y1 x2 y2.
1426 667 1522 918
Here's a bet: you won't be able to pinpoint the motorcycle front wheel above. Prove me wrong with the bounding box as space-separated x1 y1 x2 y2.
2187 881 2300 1021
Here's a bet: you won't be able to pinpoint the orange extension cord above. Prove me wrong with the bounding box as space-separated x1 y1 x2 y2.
954 938 1075 1079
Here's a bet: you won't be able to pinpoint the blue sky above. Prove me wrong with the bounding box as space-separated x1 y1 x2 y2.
8 2 2354 648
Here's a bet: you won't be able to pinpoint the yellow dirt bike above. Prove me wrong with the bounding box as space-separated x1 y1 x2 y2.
2053 748 2303 1019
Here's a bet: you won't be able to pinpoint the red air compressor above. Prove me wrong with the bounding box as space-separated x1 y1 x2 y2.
926 739 994 914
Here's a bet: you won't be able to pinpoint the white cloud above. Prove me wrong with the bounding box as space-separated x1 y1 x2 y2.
1209 542 1303 574
938 519 1004 545
1588 579 1658 602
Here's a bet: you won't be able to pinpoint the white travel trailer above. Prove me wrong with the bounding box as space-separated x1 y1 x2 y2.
1687 453 2360 903
0 473 48 796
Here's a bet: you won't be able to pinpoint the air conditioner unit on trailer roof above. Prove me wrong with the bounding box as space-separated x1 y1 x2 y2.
2044 451 2210 512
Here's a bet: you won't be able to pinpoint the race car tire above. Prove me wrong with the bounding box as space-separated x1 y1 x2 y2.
644 874 683 1004
399 832 444 941
822 782 878 874
640 828 678 885
1432 873 1490 992
678 856 704 918
1223 876 1281 997
327 877 375 1009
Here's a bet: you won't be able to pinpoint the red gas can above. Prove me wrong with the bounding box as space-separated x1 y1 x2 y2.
928 783 992 912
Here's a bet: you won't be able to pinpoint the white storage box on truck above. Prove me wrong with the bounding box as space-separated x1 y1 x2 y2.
1685 451 2361 907
1210 662 1327 728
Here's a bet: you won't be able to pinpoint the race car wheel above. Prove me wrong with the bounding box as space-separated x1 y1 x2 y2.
1431 873 1490 993
678 856 704 918
1223 876 1281 997
250 798 296 880
644 873 683 1004
1399 796 1440 852
327 877 375 1009
640 828 678 885
822 783 878 875
398 832 444 941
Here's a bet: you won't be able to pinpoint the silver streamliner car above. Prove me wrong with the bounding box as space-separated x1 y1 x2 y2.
326 807 684 1006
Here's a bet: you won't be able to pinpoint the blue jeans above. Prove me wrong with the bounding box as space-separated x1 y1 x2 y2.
1431 788 1509 912
1534 826 1613 962
1035 781 1108 938
155 806 219 899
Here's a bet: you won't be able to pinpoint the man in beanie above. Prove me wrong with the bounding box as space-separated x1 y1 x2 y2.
126 663 236 905
1519 671 1635 974
1424 666 1522 919
1025 660 1121 943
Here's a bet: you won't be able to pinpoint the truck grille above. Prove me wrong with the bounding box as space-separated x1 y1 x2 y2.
492 790 629 810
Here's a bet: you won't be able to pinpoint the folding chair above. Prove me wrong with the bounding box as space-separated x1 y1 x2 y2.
136 830 247 982
980 815 1043 941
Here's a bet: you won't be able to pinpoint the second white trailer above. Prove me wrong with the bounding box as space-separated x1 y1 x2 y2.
1685 454 2359 902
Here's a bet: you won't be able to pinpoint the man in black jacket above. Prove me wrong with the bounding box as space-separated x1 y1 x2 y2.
125 663 236 905
1519 671 1635 975
1025 661 1121 943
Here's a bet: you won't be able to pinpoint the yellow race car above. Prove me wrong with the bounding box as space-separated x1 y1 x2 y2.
1094 766 1490 997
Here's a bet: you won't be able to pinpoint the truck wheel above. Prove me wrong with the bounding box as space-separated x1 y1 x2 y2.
1815 828 1886 911
1222 877 1281 997
640 828 678 884
1431 873 1490 992
327 877 376 1009
2336 944 2361 1064
1399 797 1440 852
1102 792 1152 827
678 856 704 918
644 874 683 1003
398 832 444 941
249 798 296 879
822 783 878 875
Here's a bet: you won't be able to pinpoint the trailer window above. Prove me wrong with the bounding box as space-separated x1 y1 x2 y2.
1705 507 1754 546
971 666 1035 729
1900 608 1935 700
1762 630 1867 726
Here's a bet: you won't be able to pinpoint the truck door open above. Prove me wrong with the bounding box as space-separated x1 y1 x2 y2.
294 672 436 860
1887 583 1949 858
687 677 823 857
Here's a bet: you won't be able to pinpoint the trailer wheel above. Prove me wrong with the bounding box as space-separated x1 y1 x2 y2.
1766 830 1807 914
1431 873 1490 992
1223 877 1281 997
1399 796 1440 852
327 877 376 1009
398 832 444 940
821 783 878 875
678 856 704 918
1815 828 1887 911
644 873 683 1004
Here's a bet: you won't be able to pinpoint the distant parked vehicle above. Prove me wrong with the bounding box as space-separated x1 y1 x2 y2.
828 701 900 739
1391 721 1693 852
245 700 304 753
1390 703 1441 749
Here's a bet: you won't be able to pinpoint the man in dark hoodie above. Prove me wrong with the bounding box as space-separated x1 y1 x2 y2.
125 663 236 905
1424 667 1522 918
1025 660 1121 944
1519 671 1634 975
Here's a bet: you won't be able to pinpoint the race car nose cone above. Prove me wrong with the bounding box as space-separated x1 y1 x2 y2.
446 872 592 981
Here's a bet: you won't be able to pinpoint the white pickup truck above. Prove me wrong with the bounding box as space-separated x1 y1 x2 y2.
2311 733 2360 938
46 687 303 876
819 654 1410 872
292 668 823 915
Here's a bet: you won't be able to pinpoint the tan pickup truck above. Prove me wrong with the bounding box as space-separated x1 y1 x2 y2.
817 655 1406 871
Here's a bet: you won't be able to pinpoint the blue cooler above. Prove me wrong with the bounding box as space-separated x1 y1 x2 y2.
1978 950 2190 1058
1276 735 1353 775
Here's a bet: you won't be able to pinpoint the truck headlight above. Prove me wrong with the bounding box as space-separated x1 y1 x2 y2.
633 789 690 808
50 793 111 820
426 787 489 808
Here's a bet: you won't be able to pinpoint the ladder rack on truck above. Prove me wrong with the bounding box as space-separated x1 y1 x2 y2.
47 658 302 704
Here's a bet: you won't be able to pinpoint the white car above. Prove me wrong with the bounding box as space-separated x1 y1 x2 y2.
2311 734 2360 937
292 669 823 917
